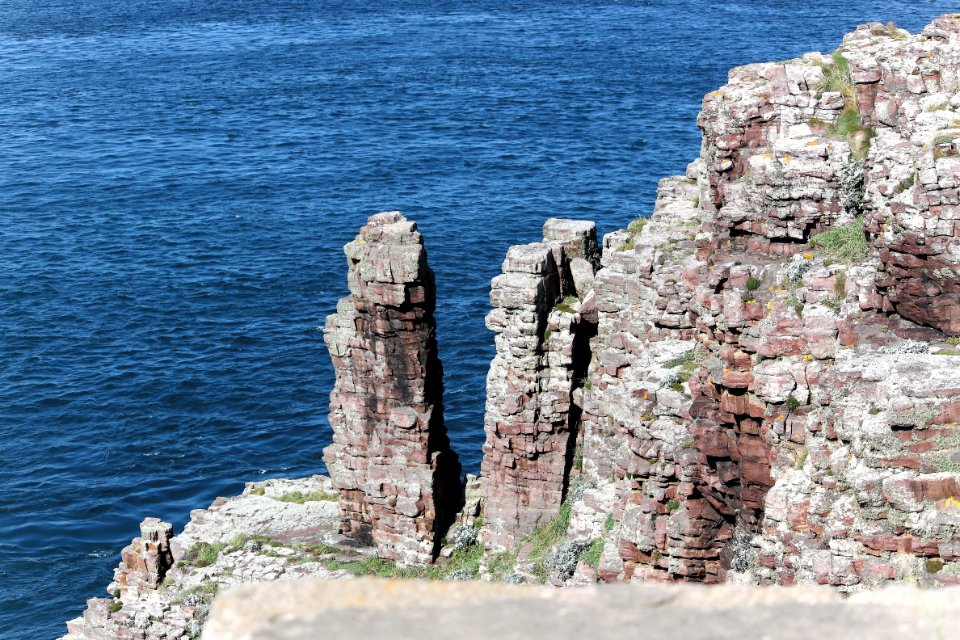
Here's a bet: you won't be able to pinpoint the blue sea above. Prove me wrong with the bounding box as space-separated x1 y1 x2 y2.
1 1 955 637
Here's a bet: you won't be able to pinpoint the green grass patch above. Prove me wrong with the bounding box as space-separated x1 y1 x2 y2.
818 51 853 99
816 51 875 159
934 132 959 159
180 541 227 568
604 513 615 533
487 549 520 581
878 21 906 39
895 172 915 193
665 351 696 369
786 295 804 316
444 541 484 578
580 538 605 569
528 501 572 559
809 216 869 262
221 533 274 554
926 558 945 574
275 489 339 504
326 538 484 581
745 276 762 291
555 295 579 314
171 581 219 606
834 271 847 297
299 542 344 557
522 495 576 583
627 217 647 234
326 555 407 577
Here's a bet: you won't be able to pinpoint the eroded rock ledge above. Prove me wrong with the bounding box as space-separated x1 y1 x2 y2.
64 14 960 640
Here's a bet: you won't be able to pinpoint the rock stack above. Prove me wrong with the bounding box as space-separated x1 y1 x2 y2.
480 219 599 550
323 211 461 564
115 518 175 594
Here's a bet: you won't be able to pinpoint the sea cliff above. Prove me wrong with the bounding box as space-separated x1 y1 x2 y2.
64 14 960 639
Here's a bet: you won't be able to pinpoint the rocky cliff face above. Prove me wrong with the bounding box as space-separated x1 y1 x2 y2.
323 211 461 564
546 14 960 590
62 14 960 640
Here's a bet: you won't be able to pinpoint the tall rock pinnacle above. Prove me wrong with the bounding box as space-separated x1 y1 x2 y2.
480 219 600 551
323 211 462 564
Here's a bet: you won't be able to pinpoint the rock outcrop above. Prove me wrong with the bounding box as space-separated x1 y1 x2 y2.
323 211 462 564
551 14 960 590
118 518 175 593
63 476 354 640
480 219 599 550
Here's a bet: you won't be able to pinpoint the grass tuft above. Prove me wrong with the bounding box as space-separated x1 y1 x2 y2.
487 549 520 581
275 490 339 504
817 51 875 159
581 538 605 569
604 513 616 533
809 216 869 262
180 541 227 568
627 217 647 235
555 295 579 314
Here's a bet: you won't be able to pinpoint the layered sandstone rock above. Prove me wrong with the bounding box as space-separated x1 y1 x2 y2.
573 171 716 582
323 211 461 564
118 518 175 594
61 16 960 640
846 17 960 333
750 354 960 588
480 219 599 550
554 16 960 589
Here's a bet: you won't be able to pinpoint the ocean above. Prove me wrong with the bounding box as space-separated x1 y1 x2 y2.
1 1 954 636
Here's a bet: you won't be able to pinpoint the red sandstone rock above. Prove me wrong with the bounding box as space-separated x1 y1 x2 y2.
323 212 461 564
116 518 174 594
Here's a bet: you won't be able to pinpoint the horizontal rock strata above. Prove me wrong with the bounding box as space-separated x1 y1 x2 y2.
63 476 355 640
480 219 599 550
557 15 960 591
323 211 461 564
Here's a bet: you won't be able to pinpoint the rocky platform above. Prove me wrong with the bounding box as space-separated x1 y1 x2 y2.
61 476 367 640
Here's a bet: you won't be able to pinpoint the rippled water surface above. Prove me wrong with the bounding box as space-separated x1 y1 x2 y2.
1 1 955 636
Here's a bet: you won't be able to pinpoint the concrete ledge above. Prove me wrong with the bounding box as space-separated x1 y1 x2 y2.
202 578 960 640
